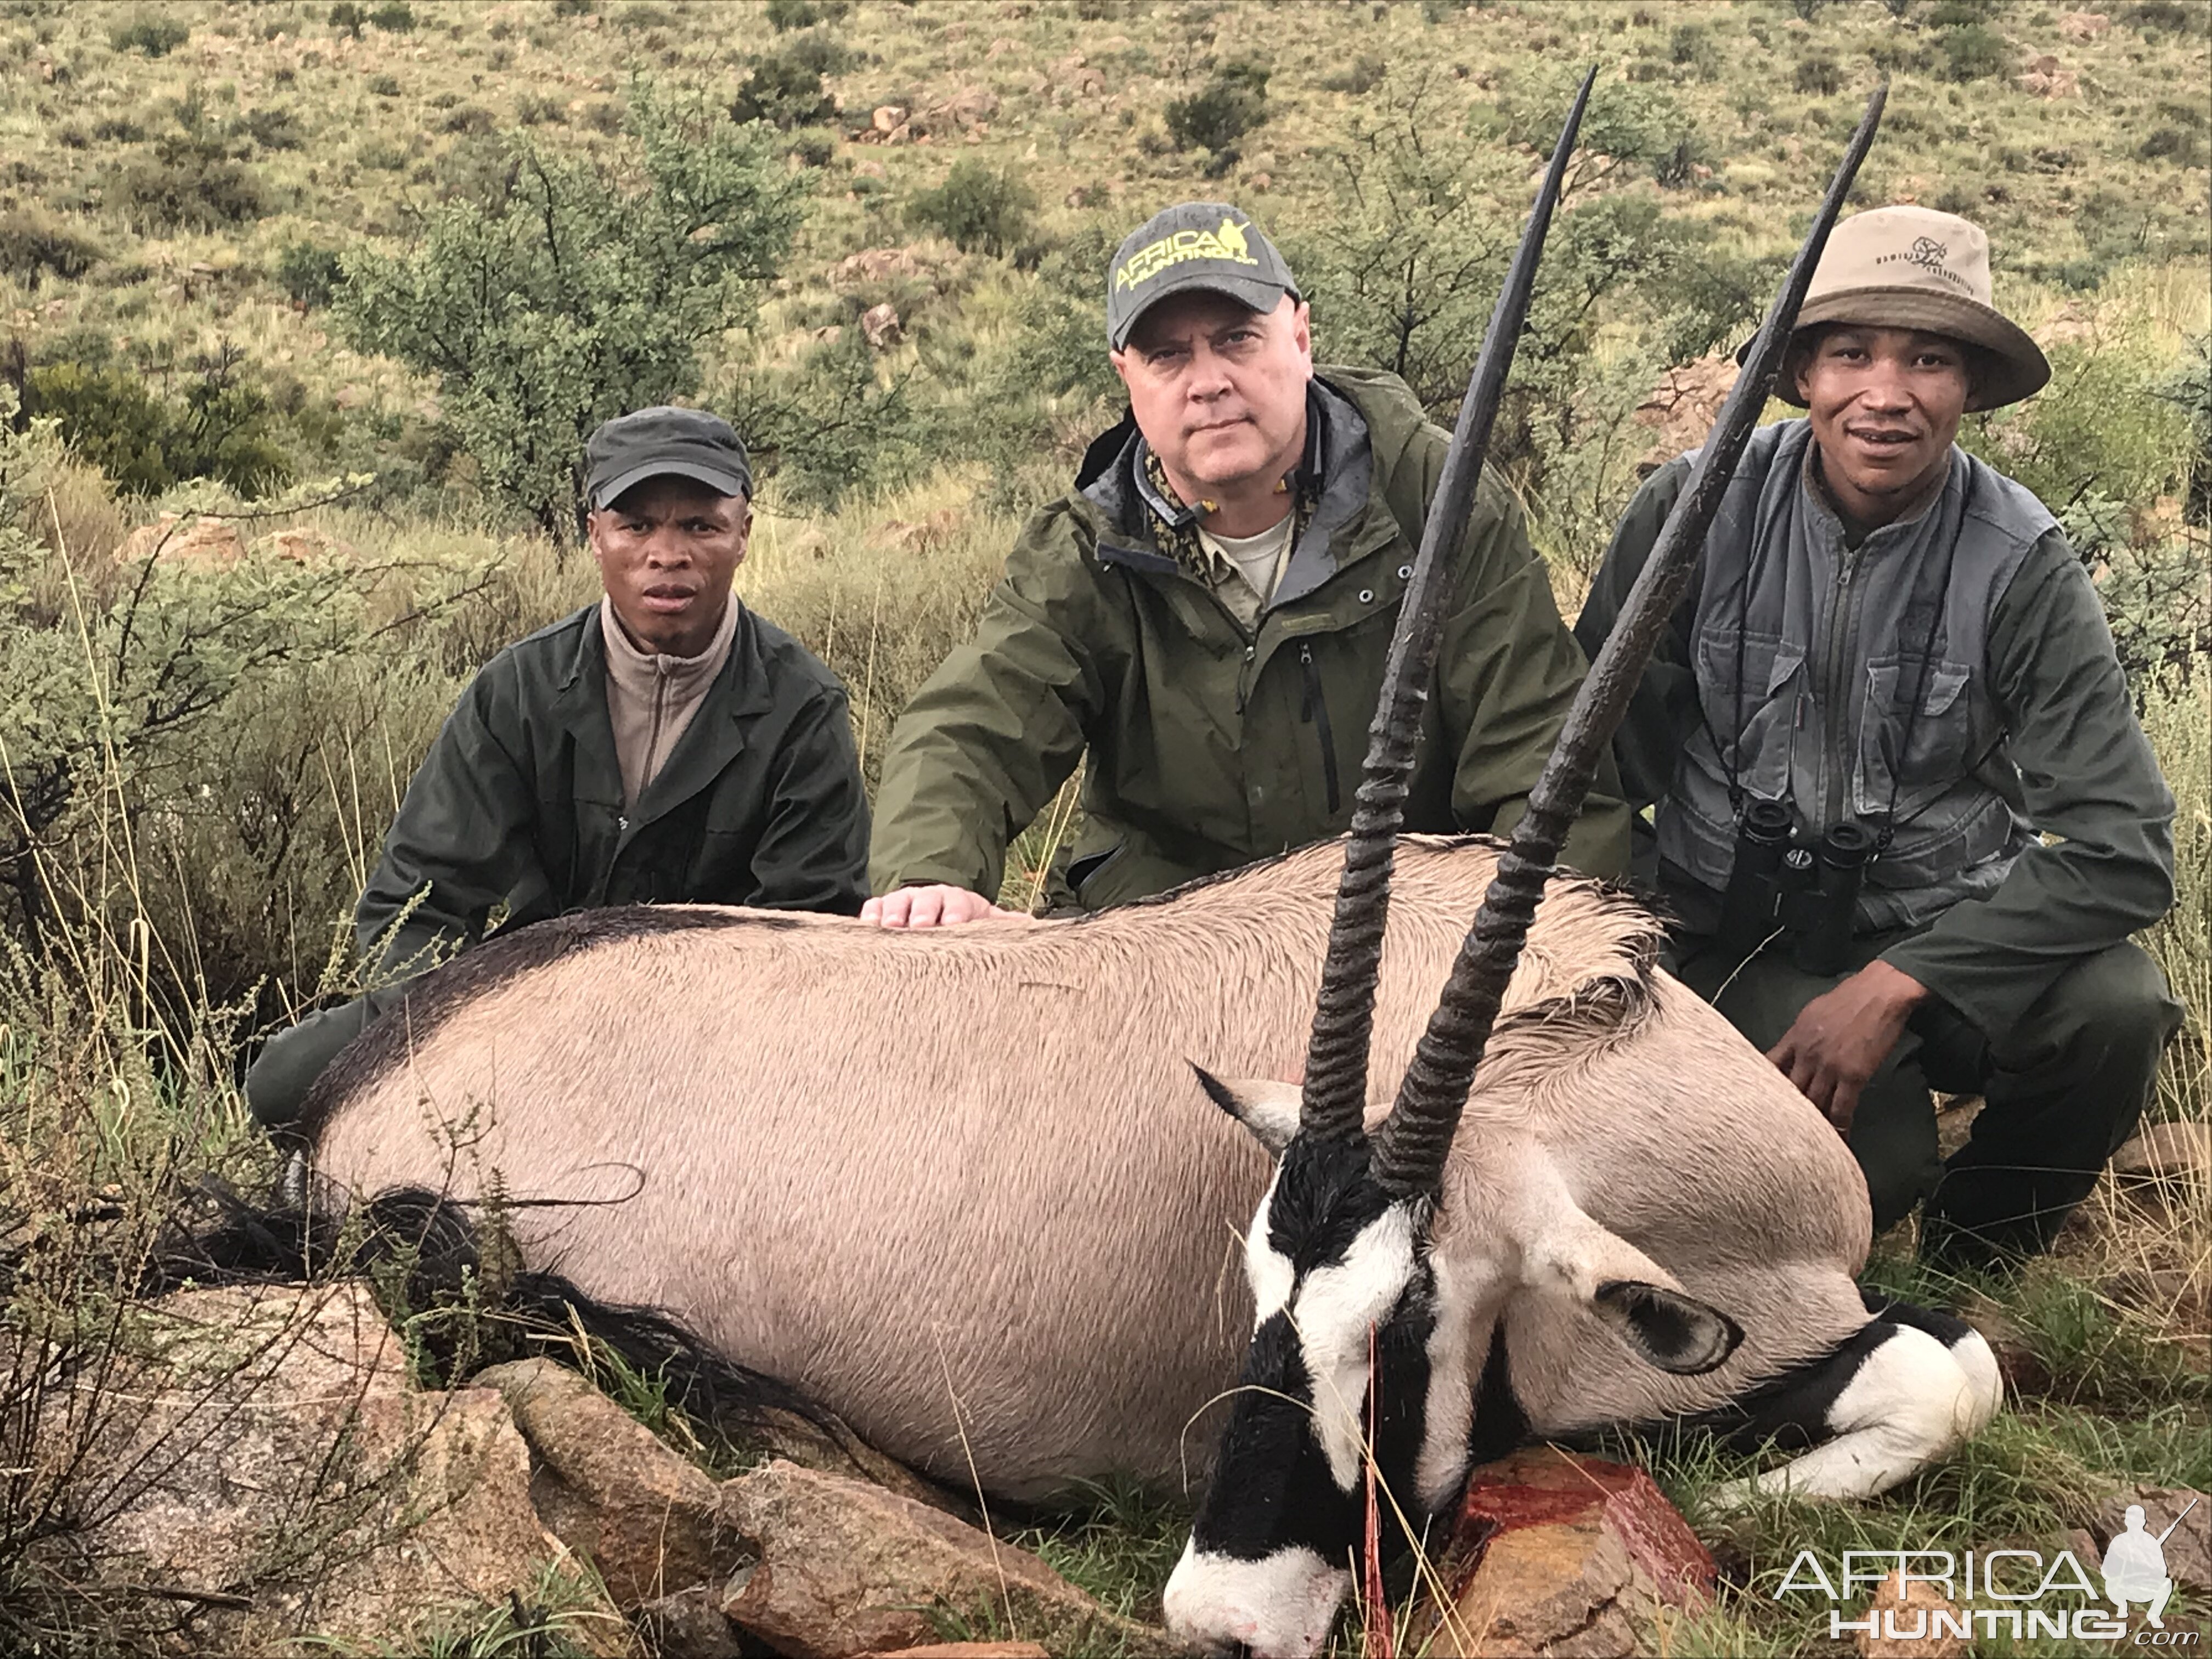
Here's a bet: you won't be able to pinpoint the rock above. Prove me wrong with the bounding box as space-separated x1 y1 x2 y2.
120 512 246 569
1404 1447 1714 1658
1852 1566 1968 1658
860 302 905 349
865 1646 1051 1658
717 1461 1177 1659
251 527 352 566
473 1358 736 1608
2057 10 2110 40
635 1585 748 1658
2110 1120 2211 1183
871 104 909 134
57 1282 572 1654
1632 355 1740 473
828 246 941 292
129 1280 409 1399
2095 1486 2210 1593
985 36 1015 58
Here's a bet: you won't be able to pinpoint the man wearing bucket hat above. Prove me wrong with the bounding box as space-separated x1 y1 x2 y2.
1576 205 2180 1267
245 406 870 1131
866 201 1628 927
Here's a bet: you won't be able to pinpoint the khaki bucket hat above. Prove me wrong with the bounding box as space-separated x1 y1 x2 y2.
1750 204 2051 409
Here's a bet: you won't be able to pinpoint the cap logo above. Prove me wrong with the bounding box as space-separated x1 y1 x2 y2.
1113 216 1259 291
1906 235 1948 269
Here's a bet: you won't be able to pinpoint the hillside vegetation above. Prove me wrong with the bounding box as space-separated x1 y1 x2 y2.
1 1 2208 1654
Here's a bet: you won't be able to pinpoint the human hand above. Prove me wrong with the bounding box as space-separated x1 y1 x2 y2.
859 884 1008 928
1767 959 1928 1135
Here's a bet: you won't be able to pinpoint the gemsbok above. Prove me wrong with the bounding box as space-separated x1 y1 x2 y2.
228 73 1995 1659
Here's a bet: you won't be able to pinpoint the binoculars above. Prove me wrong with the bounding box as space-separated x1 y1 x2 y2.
1714 800 1877 976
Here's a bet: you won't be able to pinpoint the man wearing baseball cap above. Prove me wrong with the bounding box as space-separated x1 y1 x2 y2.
246 406 868 1130
1577 205 2180 1267
866 201 1627 926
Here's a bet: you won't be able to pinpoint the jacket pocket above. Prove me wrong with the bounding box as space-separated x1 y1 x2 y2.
1694 627 1804 803
1066 842 1125 903
1853 657 1977 820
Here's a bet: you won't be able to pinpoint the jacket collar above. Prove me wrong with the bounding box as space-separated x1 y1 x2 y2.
550 599 779 826
1079 377 1383 595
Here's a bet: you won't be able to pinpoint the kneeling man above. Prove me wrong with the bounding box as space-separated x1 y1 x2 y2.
247 407 869 1128
1576 206 2179 1268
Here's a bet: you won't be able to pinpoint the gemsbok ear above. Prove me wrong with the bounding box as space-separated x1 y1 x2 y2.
1593 1280 1745 1375
1190 1066 1302 1158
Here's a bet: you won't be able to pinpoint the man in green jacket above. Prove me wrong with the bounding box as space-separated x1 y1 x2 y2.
865 201 1628 927
1575 206 2180 1267
246 407 868 1129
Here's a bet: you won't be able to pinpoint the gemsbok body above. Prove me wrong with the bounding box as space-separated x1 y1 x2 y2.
285 74 2001 1659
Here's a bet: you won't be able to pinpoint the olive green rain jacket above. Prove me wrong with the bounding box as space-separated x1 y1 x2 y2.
870 365 1630 910
358 600 870 979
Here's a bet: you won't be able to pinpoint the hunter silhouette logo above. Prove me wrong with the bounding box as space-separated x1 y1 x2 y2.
1113 216 1261 290
2103 1498 2197 1629
1907 235 1950 268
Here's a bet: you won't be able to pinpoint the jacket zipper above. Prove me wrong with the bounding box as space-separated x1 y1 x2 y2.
1820 541 1861 830
1299 643 1342 815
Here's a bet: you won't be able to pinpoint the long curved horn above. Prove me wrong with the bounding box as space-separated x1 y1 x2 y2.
1369 84 1890 1200
1296 66 1598 1144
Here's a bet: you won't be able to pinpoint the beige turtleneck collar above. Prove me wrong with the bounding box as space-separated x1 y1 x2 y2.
599 594 741 811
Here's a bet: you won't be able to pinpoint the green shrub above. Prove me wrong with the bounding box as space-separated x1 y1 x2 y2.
111 133 269 231
2140 125 2209 167
1794 51 1842 94
369 0 416 31
329 0 365 38
275 239 347 308
1939 21 2008 78
441 103 498 134
905 160 1034 257
2126 0 2198 35
25 352 296 499
335 82 806 540
0 208 105 287
239 106 307 150
515 91 565 125
1165 60 1269 154
1321 54 1386 95
787 127 836 167
729 44 836 128
768 0 850 27
1669 22 1722 76
108 12 189 55
366 71 402 97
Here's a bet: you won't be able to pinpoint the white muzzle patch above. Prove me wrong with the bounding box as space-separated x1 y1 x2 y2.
1163 1538 1351 1658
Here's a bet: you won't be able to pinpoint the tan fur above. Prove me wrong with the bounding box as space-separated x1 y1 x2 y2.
314 836 1870 1503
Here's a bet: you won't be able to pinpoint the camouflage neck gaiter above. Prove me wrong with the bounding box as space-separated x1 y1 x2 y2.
1139 443 1317 588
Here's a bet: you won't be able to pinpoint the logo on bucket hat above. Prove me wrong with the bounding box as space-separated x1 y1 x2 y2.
1105 202 1299 349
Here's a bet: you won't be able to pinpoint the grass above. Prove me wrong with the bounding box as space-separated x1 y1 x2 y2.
1 1 2207 1653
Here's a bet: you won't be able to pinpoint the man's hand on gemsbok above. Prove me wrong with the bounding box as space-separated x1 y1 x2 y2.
860 884 1008 928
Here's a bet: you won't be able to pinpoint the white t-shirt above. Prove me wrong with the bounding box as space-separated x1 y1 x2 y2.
1198 513 1297 624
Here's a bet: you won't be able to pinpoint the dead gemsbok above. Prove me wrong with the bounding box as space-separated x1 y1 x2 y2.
249 76 1994 1659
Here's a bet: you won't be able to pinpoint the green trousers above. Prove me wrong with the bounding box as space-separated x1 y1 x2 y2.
1668 930 2181 1266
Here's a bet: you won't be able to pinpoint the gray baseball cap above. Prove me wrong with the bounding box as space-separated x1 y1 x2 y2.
584 406 753 510
1105 202 1300 351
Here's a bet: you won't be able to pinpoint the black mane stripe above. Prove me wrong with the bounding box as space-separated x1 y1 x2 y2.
297 906 775 1142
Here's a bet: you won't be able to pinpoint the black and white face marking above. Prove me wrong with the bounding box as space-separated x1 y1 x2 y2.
1165 1115 1449 1659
